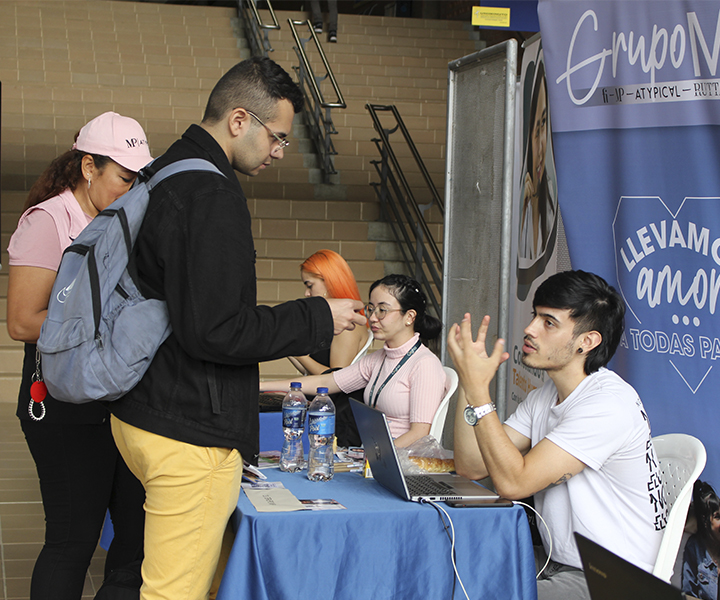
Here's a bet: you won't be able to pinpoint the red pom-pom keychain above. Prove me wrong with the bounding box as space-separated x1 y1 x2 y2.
29 349 47 421
31 380 47 403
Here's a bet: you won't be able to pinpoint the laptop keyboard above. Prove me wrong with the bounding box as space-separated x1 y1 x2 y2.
406 475 458 498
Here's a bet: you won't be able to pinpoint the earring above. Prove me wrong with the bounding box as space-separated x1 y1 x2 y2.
87 178 92 189
577 348 583 354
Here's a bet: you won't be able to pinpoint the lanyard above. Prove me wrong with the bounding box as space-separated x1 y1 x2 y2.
368 339 422 409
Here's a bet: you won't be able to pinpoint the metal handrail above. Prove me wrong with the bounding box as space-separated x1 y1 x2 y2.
367 105 443 265
366 104 444 315
288 19 346 182
373 157 443 317
288 19 346 109
237 0 280 57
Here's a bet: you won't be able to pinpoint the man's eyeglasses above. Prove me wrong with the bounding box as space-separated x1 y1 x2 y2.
247 110 289 149
364 304 403 320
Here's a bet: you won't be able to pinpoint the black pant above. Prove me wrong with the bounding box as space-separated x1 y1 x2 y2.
21 418 145 600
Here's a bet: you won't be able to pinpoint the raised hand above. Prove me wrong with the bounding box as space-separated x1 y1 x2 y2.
447 314 509 390
325 298 366 335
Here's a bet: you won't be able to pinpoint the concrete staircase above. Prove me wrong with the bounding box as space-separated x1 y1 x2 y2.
0 0 481 398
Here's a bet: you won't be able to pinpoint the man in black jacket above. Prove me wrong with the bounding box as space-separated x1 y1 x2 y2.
109 57 365 600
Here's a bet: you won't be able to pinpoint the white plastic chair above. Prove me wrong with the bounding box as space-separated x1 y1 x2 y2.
651 433 706 582
429 366 459 443
350 329 373 365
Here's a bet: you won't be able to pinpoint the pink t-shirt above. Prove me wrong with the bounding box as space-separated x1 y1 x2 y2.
333 333 446 438
8 189 92 269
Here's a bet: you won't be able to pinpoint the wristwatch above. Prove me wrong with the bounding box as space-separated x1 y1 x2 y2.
464 402 496 426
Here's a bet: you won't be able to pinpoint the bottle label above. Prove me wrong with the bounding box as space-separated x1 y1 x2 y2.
308 413 335 436
282 407 306 429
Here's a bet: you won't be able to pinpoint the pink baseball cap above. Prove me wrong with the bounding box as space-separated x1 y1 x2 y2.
72 111 153 173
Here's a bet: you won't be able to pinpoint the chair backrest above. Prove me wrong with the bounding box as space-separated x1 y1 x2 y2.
651 433 706 582
429 366 459 443
350 328 373 365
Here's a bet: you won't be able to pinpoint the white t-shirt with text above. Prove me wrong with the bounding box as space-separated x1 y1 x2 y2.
505 367 666 571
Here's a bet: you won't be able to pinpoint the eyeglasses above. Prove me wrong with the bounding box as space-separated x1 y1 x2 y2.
246 110 289 149
364 304 403 321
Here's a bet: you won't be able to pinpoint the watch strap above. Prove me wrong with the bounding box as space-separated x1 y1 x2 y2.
466 402 496 425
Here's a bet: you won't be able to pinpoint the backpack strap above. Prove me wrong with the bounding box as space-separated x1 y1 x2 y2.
146 158 226 190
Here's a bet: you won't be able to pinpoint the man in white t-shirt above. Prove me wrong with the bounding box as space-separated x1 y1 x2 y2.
449 270 666 600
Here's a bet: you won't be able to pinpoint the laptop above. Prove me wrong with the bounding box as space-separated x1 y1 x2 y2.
350 398 503 502
574 532 686 600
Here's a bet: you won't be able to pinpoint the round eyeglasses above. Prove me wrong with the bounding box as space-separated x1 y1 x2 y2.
364 304 403 320
247 110 289 149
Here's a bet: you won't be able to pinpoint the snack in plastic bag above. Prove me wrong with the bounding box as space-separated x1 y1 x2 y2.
397 435 455 474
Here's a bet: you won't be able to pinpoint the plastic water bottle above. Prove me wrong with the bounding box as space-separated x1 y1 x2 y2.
280 382 308 472
307 387 335 481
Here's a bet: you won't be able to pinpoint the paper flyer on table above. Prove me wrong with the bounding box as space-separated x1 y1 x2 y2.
242 483 305 512
242 461 267 480
299 499 346 510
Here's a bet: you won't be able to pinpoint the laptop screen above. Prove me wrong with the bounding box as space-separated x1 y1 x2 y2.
574 532 685 600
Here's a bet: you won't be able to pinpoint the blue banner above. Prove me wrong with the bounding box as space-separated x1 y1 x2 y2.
538 0 720 485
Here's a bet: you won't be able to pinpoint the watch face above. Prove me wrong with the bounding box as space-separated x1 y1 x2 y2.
464 405 478 426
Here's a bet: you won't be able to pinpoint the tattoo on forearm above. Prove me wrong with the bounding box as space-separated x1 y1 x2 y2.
552 473 573 486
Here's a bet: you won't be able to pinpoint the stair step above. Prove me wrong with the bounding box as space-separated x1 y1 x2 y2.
0 377 21 405
0 348 24 378
249 196 372 218
252 219 372 243
0 0 472 390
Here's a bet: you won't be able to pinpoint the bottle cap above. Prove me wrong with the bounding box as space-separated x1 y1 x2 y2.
317 387 329 394
290 382 302 388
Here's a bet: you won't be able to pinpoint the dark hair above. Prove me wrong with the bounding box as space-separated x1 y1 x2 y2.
202 56 304 124
369 274 442 342
24 149 111 211
692 480 720 537
533 270 625 374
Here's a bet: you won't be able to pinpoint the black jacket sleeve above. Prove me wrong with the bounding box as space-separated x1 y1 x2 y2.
145 171 333 365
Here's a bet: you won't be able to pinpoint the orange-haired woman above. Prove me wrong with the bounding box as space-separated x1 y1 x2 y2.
290 249 369 375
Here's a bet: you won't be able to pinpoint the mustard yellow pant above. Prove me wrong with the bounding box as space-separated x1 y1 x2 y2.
111 416 243 600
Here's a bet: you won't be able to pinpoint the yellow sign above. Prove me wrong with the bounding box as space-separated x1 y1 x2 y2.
472 5 511 28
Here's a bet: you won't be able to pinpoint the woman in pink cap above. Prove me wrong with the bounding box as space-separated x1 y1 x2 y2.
6 112 153 600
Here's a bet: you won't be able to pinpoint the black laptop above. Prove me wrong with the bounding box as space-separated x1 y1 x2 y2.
350 398 501 502
574 532 686 600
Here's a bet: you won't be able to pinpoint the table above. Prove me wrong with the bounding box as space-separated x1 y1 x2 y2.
216 469 537 600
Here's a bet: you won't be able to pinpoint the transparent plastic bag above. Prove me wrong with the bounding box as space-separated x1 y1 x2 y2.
397 435 455 474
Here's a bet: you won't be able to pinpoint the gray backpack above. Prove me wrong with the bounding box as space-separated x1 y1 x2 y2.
37 158 224 403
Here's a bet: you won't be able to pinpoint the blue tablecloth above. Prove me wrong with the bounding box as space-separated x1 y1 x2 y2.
216 469 537 600
259 411 309 452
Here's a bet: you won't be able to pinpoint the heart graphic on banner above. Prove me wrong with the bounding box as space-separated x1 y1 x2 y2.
612 195 720 394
